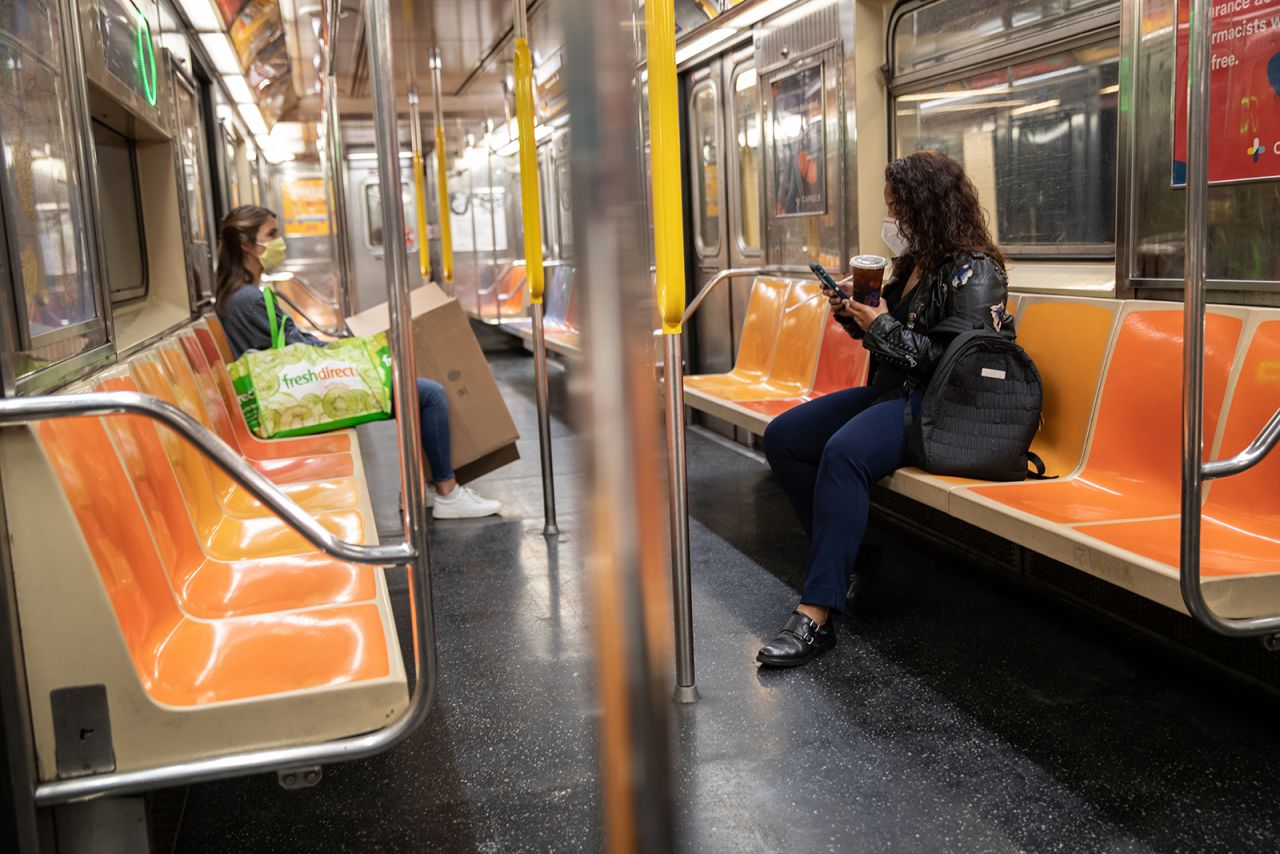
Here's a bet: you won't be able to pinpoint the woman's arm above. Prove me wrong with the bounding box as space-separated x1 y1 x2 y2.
862 254 1007 380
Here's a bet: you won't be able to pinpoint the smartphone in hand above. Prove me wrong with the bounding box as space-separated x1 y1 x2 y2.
810 262 847 298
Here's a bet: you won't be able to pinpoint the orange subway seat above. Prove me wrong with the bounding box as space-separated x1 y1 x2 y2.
37 414 390 707
156 340 360 515
1010 299 1117 476
739 314 872 418
191 322 352 459
704 281 828 402
129 356 365 560
684 277 790 397
97 373 377 617
1082 317 1280 577
498 265 527 320
968 308 1242 523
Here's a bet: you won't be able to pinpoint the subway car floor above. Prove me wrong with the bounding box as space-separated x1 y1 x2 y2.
176 339 1280 853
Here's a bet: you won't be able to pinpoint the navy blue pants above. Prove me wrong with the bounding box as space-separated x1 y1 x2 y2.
416 379 453 483
762 386 919 611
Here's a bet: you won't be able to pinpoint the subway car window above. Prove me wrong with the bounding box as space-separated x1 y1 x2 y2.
0 0 105 361
90 120 148 303
893 4 1120 257
1130 0 1280 283
733 66 762 253
894 0 1116 77
364 181 414 249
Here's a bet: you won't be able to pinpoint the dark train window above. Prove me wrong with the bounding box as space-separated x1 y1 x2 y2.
891 0 1120 258
91 120 149 302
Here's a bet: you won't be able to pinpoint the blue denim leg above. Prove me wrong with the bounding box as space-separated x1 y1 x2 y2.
416 378 454 483
799 393 920 611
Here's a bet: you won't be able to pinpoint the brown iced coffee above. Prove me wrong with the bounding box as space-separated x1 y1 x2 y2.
849 255 887 305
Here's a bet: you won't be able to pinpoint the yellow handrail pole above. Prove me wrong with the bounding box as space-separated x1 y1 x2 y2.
408 87 432 282
646 0 697 703
513 0 559 536
430 49 453 286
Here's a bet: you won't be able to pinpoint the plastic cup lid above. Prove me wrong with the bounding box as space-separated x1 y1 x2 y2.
850 254 886 270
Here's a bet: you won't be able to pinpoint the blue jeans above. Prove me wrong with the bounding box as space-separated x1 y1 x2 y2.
762 387 920 611
416 379 454 483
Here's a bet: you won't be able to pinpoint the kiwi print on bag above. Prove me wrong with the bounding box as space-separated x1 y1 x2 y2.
229 332 394 439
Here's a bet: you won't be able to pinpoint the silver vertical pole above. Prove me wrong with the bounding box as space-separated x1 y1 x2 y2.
325 74 354 319
665 335 696 703
365 0 431 552
513 0 559 537
561 0 675 845
1179 0 1211 625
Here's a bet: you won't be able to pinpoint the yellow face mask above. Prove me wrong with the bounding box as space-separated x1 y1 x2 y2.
257 237 286 272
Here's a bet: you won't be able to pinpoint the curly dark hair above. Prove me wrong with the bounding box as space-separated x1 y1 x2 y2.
885 151 1005 276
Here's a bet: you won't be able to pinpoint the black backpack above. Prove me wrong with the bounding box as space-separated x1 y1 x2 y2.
906 323 1047 482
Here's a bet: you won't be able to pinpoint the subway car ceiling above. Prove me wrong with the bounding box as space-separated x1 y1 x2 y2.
1 0 1279 397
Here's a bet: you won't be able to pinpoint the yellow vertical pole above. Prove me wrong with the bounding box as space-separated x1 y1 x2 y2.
513 31 545 304
430 49 454 285
513 0 558 535
647 0 686 336
408 87 432 282
646 0 697 702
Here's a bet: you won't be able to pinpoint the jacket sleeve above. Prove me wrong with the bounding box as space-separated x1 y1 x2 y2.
861 254 1007 382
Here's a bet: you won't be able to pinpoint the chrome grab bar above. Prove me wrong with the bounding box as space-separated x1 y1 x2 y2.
20 0 438 804
680 265 813 326
0 392 410 567
1201 407 1280 481
270 286 348 339
1179 0 1280 638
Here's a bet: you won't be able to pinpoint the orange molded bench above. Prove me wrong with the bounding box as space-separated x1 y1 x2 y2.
501 265 583 356
3 408 406 780
478 264 528 323
1082 314 1280 588
684 277 789 398
738 315 872 419
129 353 366 560
98 371 379 618
958 305 1243 524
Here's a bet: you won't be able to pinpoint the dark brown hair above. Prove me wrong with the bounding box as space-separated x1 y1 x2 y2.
215 205 276 311
885 151 1005 276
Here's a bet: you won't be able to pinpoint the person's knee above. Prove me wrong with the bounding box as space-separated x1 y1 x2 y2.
417 378 447 410
821 432 877 484
762 418 788 467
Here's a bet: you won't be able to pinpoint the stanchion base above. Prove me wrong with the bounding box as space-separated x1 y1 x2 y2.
673 684 700 705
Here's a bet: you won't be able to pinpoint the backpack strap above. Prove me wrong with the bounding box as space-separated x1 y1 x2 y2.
263 287 286 350
1026 451 1057 480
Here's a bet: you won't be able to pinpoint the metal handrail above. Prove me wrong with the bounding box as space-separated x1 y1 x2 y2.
0 392 409 566
1179 0 1280 638
681 265 813 326
270 286 347 339
21 0 438 804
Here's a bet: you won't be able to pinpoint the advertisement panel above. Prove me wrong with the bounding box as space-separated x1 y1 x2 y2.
1172 0 1280 185
280 177 329 238
771 63 826 216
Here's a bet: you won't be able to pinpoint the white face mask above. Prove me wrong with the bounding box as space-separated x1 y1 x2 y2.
882 218 909 257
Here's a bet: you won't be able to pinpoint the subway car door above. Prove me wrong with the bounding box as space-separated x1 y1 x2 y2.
686 59 733 437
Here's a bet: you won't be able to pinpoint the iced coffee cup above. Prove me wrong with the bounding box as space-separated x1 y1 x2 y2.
849 255 886 306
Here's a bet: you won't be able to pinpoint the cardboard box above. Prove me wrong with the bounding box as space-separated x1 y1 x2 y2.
346 285 520 484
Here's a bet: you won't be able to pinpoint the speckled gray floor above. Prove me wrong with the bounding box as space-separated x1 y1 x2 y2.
176 341 1280 853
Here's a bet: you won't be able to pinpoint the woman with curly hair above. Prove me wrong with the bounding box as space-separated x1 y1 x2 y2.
756 151 1011 667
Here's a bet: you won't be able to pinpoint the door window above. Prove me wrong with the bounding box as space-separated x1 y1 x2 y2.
733 66 762 253
690 81 721 255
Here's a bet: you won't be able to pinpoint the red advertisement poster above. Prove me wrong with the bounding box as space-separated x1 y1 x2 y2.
1172 0 1280 185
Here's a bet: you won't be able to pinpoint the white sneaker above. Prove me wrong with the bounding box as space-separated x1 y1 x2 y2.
431 485 501 519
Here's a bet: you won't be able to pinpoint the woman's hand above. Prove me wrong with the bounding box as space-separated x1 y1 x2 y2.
845 298 888 331
824 274 856 317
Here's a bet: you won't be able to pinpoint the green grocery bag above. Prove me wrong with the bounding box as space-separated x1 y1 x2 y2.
227 288 393 439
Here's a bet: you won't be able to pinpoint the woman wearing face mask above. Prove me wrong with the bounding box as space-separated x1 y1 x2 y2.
757 151 1010 667
214 205 502 519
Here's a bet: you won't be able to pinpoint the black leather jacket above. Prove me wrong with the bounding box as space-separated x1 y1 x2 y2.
844 252 1011 390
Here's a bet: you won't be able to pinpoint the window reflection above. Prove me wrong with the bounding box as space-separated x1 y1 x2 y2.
734 66 761 252
692 83 721 254
895 44 1119 254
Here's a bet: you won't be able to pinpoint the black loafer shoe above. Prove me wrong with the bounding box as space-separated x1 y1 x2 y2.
756 611 835 668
